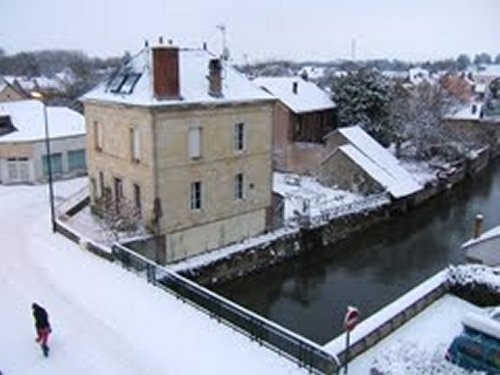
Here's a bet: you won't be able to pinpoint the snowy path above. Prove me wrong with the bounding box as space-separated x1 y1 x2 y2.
0 181 306 374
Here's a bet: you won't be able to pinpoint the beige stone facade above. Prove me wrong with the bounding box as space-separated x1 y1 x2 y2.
0 85 26 102
320 148 383 195
84 100 274 263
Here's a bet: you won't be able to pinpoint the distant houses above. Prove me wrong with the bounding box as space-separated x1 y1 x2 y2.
253 76 336 174
81 41 276 263
0 76 29 102
0 100 86 184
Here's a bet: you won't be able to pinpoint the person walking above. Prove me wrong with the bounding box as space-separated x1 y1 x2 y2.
32 303 51 357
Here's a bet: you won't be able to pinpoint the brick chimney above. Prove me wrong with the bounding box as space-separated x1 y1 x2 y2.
152 40 180 100
208 58 223 97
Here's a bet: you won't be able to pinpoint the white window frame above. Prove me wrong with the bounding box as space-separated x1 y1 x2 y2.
234 122 246 152
188 126 202 159
190 181 203 211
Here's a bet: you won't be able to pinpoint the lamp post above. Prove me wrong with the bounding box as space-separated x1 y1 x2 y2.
32 91 56 233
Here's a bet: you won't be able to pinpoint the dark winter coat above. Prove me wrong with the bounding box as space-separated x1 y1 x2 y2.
32 304 50 330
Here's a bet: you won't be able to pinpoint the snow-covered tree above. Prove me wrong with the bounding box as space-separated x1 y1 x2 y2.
331 68 392 145
92 191 143 242
456 54 471 71
474 53 492 65
389 82 470 161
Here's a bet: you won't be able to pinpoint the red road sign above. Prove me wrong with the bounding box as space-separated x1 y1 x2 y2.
344 306 360 332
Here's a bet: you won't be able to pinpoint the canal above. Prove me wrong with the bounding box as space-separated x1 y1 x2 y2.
214 161 500 345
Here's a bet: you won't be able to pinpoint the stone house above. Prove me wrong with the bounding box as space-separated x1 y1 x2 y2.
0 76 29 102
0 100 86 184
320 126 422 200
443 102 500 158
253 76 336 174
82 42 276 263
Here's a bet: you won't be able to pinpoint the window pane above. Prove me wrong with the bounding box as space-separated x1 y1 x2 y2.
190 181 202 210
234 173 244 200
234 122 245 151
134 183 142 216
68 149 86 171
43 153 62 176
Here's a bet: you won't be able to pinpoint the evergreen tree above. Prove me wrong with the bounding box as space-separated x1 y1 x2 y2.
456 54 471 71
331 68 391 145
474 53 492 65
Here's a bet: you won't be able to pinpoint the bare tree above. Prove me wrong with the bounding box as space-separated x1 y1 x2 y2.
91 190 143 243
389 82 473 161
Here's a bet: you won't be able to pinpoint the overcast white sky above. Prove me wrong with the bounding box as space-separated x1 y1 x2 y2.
1 0 499 63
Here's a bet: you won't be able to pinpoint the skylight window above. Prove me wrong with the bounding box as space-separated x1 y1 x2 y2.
119 73 141 94
107 73 142 94
108 74 126 93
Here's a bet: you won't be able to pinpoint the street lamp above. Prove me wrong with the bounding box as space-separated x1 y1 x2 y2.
32 91 56 233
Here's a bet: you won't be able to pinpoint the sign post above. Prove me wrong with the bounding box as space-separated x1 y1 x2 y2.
343 306 360 374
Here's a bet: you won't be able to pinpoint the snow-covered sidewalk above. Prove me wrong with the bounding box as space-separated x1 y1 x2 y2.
0 181 307 374
349 294 483 374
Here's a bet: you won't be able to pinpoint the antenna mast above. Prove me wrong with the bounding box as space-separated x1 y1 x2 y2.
217 24 230 61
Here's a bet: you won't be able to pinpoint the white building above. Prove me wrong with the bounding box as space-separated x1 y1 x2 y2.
0 100 86 184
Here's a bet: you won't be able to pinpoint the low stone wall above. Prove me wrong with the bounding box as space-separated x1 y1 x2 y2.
182 230 303 285
183 206 394 286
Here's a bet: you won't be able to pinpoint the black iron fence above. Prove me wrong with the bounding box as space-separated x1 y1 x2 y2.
112 243 340 374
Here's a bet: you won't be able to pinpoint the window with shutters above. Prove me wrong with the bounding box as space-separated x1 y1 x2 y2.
94 121 103 151
188 127 201 159
130 127 140 162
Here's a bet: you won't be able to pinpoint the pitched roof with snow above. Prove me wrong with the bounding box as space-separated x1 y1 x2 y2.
253 76 335 113
445 102 483 121
336 126 422 198
0 100 85 142
82 47 273 107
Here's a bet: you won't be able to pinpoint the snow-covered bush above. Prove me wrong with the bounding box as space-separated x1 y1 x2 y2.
370 341 484 375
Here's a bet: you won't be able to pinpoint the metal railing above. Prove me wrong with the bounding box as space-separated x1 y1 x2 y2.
112 243 340 374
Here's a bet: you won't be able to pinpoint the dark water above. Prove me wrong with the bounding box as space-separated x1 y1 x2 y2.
214 161 500 345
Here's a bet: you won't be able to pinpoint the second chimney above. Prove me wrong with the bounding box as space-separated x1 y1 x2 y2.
292 81 298 94
153 44 180 100
208 59 223 98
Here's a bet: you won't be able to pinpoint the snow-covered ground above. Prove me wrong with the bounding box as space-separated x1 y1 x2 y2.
0 180 308 374
350 294 484 374
273 172 389 222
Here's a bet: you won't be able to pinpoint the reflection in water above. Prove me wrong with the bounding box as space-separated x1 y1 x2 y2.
214 162 500 344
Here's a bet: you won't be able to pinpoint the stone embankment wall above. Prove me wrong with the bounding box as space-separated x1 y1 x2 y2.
183 158 496 287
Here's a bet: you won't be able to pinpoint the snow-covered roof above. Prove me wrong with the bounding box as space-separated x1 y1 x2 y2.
3 75 63 92
471 64 500 79
252 76 335 113
0 100 85 142
83 47 274 107
445 102 483 121
298 66 325 80
462 312 500 341
337 126 422 198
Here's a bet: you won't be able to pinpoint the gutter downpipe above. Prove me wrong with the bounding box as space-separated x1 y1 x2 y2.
151 109 165 264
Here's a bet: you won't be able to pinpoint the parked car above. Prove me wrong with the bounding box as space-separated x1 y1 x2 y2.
446 310 500 373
